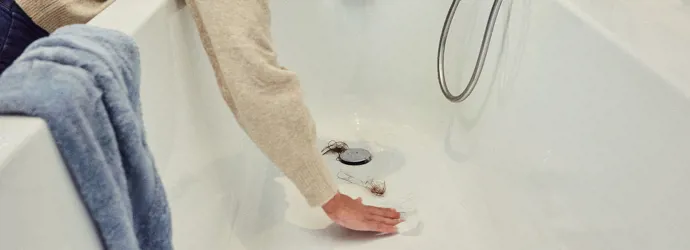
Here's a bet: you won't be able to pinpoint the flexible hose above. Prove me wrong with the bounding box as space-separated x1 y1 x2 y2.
437 0 504 103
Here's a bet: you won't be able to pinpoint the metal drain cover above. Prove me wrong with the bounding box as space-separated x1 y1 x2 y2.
339 148 372 165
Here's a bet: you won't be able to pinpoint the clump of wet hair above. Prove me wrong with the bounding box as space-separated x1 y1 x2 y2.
321 140 349 155
367 179 387 196
337 170 387 197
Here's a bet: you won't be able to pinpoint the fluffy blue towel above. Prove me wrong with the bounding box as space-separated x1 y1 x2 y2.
0 25 172 250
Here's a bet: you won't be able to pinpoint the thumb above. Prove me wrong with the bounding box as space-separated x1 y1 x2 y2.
355 197 363 203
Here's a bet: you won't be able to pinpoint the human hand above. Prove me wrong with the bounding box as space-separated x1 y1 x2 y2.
321 192 402 234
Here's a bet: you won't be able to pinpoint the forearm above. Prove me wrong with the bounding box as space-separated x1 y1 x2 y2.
184 0 337 206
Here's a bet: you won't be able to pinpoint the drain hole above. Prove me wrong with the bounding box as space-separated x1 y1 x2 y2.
321 140 373 165
338 148 373 166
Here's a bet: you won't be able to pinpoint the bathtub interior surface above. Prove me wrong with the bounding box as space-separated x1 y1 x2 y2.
89 0 690 249
271 1 690 249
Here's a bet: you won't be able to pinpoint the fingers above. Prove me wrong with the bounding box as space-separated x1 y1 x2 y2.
366 213 403 226
329 197 401 234
365 205 403 234
366 206 401 219
373 222 398 234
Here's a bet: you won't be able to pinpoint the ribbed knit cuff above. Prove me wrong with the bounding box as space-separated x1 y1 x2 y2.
286 153 339 207
15 0 114 33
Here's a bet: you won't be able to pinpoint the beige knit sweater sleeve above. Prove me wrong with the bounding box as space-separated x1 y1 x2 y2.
184 0 338 206
16 0 115 33
17 0 338 207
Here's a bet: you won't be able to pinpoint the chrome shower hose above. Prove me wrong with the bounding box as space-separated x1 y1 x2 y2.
437 0 504 103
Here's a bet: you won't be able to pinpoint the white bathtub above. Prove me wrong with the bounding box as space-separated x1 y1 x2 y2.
2 0 690 249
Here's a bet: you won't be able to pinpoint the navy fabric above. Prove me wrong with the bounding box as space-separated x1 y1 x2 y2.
0 0 48 74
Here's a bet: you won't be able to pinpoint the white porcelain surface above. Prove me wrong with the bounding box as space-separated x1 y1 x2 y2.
0 118 101 250
1 0 689 249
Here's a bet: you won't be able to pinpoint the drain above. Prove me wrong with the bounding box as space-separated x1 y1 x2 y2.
338 148 372 166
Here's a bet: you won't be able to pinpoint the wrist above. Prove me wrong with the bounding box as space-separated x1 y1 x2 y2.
321 192 342 214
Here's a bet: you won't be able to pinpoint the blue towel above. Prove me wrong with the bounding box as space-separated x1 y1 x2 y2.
0 24 172 250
